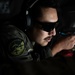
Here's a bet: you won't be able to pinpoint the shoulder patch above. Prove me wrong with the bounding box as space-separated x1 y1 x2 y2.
9 39 24 56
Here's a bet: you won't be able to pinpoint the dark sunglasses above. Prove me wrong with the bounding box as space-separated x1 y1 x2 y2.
35 20 59 32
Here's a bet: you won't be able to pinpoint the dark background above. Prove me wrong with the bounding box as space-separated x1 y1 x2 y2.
0 0 75 30
0 0 75 75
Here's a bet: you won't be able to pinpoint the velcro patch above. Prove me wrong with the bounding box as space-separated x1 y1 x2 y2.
9 39 24 56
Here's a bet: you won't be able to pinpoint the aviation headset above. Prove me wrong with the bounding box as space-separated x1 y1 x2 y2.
25 0 39 30
25 0 58 30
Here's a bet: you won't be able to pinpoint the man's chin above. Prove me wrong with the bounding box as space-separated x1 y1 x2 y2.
41 42 49 46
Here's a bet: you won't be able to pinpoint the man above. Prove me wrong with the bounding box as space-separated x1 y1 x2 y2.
0 0 75 63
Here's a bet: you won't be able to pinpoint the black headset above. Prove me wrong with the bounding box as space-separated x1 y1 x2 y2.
25 0 58 30
25 0 38 30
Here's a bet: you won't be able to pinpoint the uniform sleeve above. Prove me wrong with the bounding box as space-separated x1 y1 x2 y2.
0 25 33 63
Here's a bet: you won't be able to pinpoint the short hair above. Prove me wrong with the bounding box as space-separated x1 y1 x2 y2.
28 0 58 21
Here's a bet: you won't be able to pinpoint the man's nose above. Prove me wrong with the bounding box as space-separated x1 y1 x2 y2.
48 28 56 36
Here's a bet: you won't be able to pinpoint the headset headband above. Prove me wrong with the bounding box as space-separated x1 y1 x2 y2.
26 0 38 15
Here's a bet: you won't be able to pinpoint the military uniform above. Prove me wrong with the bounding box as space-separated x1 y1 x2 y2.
0 25 52 63
1 25 75 75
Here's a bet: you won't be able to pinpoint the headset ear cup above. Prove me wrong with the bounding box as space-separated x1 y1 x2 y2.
26 14 31 29
25 0 39 30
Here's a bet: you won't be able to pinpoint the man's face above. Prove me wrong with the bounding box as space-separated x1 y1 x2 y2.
32 8 58 46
